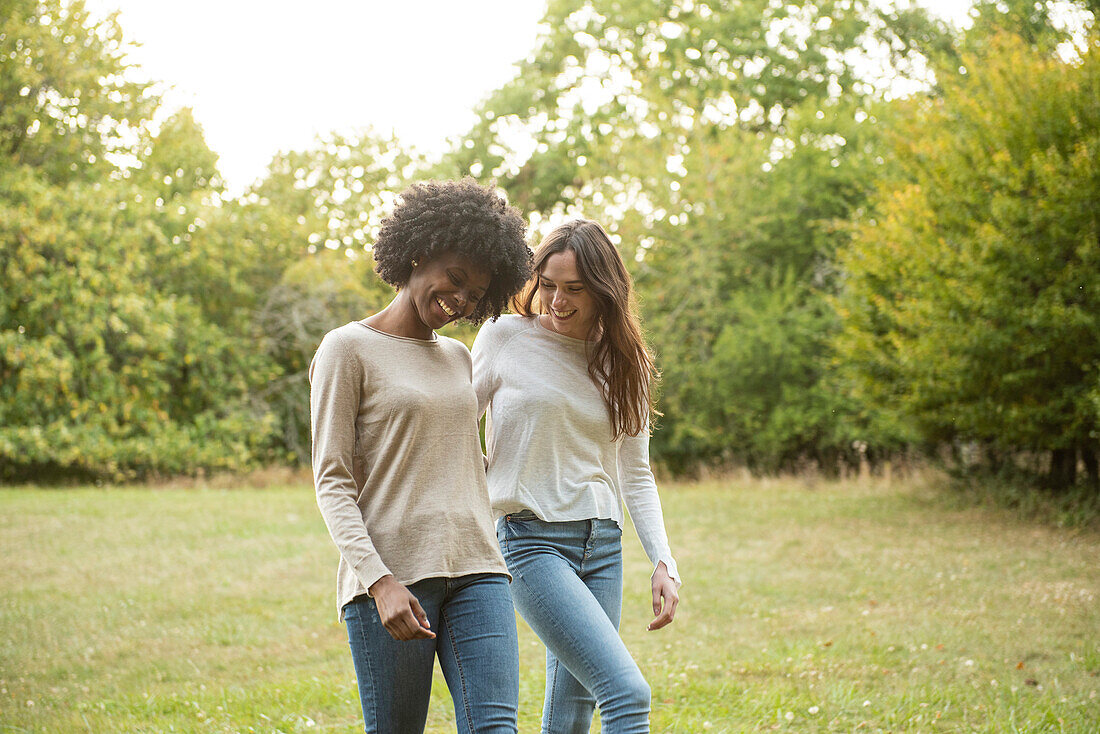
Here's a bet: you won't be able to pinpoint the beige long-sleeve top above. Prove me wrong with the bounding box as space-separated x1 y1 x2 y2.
472 314 680 584
309 321 509 620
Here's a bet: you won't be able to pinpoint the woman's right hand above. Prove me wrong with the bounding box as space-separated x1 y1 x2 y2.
368 575 436 641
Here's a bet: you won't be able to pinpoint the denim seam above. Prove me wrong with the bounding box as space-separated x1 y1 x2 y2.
351 606 379 733
442 604 476 732
545 656 559 731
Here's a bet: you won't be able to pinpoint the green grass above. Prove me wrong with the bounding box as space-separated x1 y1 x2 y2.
2 474 1098 732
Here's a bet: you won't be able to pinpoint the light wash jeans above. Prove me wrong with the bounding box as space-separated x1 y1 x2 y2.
342 573 519 734
497 511 650 734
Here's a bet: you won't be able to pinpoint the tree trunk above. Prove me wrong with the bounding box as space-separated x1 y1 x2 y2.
1047 448 1077 491
1081 445 1099 491
983 442 1003 473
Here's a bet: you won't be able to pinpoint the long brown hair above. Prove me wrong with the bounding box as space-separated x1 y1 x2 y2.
512 220 659 439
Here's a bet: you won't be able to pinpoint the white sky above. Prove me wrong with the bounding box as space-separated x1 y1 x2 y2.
86 0 972 193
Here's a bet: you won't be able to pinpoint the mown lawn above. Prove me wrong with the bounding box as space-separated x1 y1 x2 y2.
2 475 1098 732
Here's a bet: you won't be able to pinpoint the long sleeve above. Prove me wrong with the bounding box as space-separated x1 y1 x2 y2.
472 320 502 420
309 332 391 593
618 430 681 586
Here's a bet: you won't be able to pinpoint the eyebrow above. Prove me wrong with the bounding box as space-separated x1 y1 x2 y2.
539 275 584 285
452 267 487 295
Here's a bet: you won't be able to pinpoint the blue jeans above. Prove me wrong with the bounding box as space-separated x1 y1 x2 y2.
497 512 650 734
343 573 519 734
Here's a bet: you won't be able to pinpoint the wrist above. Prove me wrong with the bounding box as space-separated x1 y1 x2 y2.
368 574 397 597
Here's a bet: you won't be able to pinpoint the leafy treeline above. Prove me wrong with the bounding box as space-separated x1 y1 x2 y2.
443 0 1099 486
837 27 1100 488
1 0 1097 489
0 0 403 478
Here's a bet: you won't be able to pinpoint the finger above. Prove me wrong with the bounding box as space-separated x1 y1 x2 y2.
384 621 408 641
384 614 413 641
408 598 435 639
648 603 674 630
393 617 435 640
410 597 432 631
402 611 435 639
386 608 423 641
648 587 679 631
652 584 662 616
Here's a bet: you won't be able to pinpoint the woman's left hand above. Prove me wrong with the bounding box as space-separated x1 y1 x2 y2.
647 561 679 631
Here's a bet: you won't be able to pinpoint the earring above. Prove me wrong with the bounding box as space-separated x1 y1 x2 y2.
411 259 419 268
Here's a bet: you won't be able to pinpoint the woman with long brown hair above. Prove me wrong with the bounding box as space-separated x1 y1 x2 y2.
472 219 681 733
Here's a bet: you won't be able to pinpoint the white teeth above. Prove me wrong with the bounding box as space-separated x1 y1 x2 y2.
437 298 456 317
552 308 576 318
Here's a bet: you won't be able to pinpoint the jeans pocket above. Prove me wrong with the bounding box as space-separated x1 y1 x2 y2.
497 513 525 537
343 593 374 622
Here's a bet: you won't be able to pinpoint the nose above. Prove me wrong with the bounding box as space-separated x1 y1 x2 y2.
454 290 473 315
551 289 568 308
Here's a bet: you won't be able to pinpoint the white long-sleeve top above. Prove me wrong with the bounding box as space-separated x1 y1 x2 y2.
472 314 680 584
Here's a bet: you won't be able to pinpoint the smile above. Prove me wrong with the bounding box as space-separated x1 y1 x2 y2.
551 308 577 319
436 297 458 318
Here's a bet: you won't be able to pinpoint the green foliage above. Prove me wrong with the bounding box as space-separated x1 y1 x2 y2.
0 0 153 185
965 0 1096 52
0 170 275 479
629 102 894 472
835 31 1100 489
240 130 426 463
447 0 939 210
0 1 434 478
252 129 423 256
134 107 224 200
4 0 1099 486
255 249 393 462
0 2 273 480
441 0 958 473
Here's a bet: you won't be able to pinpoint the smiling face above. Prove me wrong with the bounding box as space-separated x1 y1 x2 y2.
538 249 598 340
405 250 491 333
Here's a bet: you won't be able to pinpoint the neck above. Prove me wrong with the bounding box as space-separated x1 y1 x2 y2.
365 292 432 340
539 313 596 341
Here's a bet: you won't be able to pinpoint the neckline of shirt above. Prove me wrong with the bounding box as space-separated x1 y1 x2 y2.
356 320 441 345
532 314 590 349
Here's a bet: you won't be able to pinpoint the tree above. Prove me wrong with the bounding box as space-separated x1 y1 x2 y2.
255 250 392 462
134 107 223 200
626 102 889 472
835 31 1100 489
0 171 276 479
0 0 153 185
445 0 945 211
0 5 276 479
237 129 427 463
444 0 954 472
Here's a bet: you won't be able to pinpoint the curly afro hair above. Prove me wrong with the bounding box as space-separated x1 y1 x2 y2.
373 178 532 324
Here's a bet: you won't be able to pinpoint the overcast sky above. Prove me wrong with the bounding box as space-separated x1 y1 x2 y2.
85 1 973 192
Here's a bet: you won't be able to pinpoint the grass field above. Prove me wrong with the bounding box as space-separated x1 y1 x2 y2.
2 474 1098 733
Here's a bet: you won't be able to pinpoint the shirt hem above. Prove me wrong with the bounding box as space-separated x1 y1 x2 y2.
336 564 512 621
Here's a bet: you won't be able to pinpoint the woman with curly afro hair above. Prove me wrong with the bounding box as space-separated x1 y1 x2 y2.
310 178 532 733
